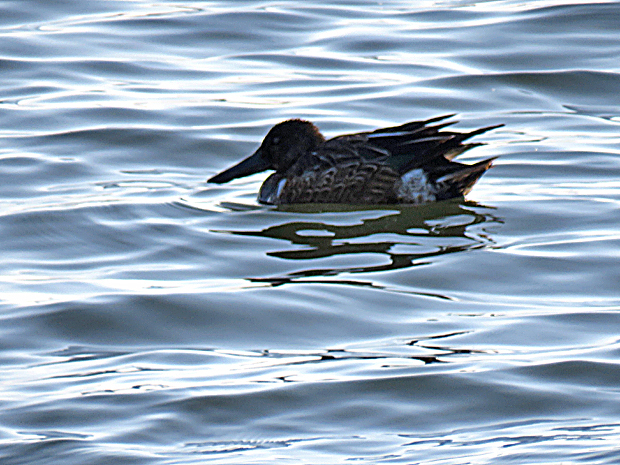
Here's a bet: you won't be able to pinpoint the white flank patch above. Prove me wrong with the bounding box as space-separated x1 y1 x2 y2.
397 169 437 204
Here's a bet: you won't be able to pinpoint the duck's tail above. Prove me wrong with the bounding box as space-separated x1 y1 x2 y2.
434 157 497 199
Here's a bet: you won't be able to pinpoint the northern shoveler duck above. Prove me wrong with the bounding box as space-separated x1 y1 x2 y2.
208 115 502 205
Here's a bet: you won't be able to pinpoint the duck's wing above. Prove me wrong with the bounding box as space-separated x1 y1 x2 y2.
334 115 503 175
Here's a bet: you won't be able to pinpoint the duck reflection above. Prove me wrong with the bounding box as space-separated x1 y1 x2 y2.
220 199 501 287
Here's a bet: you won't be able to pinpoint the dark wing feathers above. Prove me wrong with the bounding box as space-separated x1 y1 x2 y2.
295 116 501 176
368 114 456 135
363 120 503 174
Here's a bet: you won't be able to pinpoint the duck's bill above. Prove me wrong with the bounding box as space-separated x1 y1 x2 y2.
208 149 270 184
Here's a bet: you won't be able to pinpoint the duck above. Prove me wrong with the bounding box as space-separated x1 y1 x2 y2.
208 114 502 205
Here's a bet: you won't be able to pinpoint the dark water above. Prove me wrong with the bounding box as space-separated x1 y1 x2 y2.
2 1 620 463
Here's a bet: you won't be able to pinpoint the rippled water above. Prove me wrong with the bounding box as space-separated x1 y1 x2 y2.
2 1 620 463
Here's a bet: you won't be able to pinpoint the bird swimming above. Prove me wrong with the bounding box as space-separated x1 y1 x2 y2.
208 115 502 205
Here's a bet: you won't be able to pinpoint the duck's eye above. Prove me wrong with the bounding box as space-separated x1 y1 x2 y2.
272 136 280 145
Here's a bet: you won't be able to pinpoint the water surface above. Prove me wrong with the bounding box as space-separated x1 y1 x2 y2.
2 1 620 463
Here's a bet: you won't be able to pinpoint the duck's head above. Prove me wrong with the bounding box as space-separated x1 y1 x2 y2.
208 119 325 184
